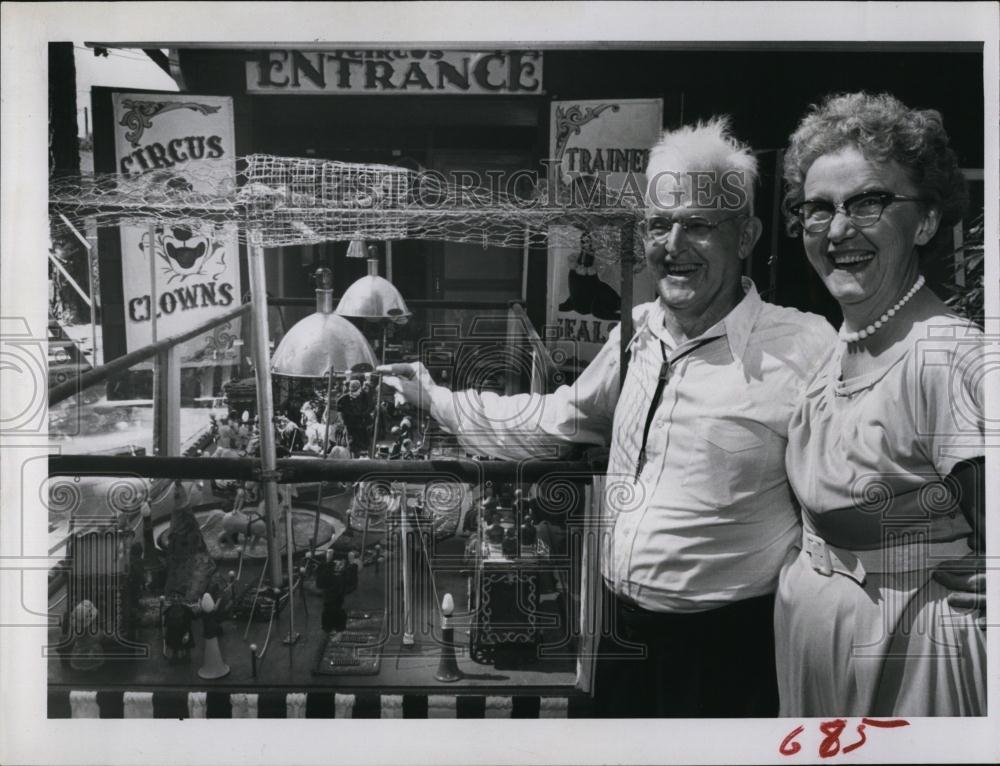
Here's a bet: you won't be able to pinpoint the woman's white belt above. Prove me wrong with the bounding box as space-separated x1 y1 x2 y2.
801 528 970 584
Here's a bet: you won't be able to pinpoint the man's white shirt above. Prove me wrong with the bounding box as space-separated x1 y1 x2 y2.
430 278 835 612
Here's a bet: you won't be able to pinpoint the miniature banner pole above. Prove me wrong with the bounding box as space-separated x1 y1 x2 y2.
148 224 158 345
399 488 414 646
368 324 389 459
283 487 299 645
312 367 335 549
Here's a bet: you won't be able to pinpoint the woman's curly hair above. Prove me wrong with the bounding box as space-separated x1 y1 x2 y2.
782 92 968 237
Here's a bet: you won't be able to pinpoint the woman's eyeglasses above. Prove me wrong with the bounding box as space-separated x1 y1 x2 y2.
641 213 747 243
791 191 926 234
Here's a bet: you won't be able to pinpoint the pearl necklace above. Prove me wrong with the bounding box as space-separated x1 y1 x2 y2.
839 274 925 343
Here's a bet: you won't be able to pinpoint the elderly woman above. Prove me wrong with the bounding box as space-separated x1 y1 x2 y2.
777 92 986 716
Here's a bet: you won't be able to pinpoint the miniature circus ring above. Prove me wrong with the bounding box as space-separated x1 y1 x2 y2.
152 497 350 562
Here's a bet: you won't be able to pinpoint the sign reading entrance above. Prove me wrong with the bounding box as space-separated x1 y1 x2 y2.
246 50 543 95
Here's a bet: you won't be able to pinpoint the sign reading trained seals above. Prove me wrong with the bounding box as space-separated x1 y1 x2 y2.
546 98 663 364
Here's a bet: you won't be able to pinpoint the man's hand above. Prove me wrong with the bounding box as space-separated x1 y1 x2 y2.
376 362 439 413
933 556 986 631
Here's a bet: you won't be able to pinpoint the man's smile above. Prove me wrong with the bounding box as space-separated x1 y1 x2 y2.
662 262 702 277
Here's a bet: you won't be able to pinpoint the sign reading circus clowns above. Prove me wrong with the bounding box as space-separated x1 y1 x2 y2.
246 50 543 95
113 93 242 359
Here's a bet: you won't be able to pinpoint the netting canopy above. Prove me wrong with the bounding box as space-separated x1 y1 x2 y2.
50 154 645 258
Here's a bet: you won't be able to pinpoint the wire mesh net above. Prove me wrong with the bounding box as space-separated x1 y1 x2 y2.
49 154 644 260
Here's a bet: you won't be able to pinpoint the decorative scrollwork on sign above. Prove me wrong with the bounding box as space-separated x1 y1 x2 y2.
118 99 221 147
204 320 238 356
552 103 620 163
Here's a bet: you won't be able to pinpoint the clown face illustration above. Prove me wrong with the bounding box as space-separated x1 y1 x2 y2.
149 224 228 283
164 226 209 270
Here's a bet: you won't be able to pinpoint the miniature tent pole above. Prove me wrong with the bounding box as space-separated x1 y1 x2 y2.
247 230 285 589
360 509 371 565
399 488 414 646
284 486 299 645
311 367 335 549
368 324 389 458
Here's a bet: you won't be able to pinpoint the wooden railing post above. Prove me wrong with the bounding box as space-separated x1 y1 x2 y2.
154 345 181 457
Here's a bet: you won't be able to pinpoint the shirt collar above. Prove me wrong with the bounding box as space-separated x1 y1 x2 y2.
643 277 763 361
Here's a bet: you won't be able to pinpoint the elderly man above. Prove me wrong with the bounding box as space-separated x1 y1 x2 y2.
380 118 835 717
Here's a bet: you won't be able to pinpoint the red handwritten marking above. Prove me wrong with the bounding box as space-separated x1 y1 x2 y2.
842 722 867 754
819 718 847 758
861 717 909 728
779 725 805 756
779 718 910 757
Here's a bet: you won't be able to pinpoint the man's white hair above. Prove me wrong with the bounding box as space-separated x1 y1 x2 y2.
646 116 758 212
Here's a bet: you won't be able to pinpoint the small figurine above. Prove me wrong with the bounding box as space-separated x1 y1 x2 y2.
216 417 236 450
162 482 221 659
245 422 261 457
487 524 505 545
301 402 327 454
232 484 247 514
336 376 374 453
501 528 518 558
434 593 461 683
520 521 537 547
327 444 351 460
66 599 105 671
344 551 359 593
219 506 266 548
316 551 348 633
197 592 230 680
274 414 295 450
249 643 259 677
235 412 252 451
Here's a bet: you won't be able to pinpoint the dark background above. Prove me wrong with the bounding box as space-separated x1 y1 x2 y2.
87 45 984 361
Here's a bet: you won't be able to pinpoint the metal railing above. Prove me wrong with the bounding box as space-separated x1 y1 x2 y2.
48 454 603 483
49 302 251 458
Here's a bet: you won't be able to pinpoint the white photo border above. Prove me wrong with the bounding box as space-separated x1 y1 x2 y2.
2 2 997 764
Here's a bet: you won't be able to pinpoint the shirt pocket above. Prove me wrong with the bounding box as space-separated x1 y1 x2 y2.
682 419 766 506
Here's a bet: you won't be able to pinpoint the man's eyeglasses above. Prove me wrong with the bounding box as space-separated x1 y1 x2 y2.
641 213 747 243
790 191 926 234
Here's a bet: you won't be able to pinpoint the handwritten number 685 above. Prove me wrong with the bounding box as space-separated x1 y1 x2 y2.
780 718 909 758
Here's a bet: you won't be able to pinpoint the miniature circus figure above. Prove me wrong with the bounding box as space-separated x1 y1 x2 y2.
161 482 222 660
276 414 302 451
66 599 104 671
316 551 348 633
337 377 374 453
219 506 266 549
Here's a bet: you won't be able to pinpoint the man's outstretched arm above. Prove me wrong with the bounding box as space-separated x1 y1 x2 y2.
378 326 623 460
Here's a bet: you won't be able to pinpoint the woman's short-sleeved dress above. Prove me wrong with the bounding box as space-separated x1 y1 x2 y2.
776 313 986 717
